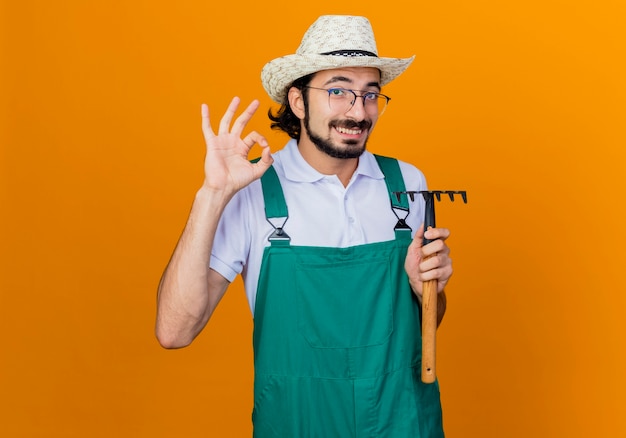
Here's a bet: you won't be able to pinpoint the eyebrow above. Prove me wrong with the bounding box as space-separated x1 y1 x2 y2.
323 75 382 90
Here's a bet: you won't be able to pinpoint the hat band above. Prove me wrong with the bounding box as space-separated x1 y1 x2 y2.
320 49 378 58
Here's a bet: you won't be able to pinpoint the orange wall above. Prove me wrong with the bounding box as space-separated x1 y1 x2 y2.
2 1 625 436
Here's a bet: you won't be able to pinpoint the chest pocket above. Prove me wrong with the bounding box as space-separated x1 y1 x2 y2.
295 251 394 349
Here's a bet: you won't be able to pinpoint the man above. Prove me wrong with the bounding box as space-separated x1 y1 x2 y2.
157 15 452 437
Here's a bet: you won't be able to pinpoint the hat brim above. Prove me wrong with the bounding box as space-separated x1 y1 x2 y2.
261 54 415 103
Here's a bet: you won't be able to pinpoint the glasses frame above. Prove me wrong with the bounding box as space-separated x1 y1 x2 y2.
304 86 391 116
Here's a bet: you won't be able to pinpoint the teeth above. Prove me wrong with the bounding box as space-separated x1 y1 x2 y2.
336 126 362 135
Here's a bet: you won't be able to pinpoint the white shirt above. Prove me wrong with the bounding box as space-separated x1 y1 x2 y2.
210 139 427 314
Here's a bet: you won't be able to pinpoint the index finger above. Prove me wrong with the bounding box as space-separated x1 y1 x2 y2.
229 99 261 136
424 227 451 242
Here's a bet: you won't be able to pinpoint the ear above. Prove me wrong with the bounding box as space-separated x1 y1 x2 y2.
288 87 306 120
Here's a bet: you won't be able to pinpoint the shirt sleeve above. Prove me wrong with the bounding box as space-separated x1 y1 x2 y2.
209 186 251 283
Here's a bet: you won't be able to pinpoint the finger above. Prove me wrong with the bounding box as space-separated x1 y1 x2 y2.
403 223 421 254
414 223 425 247
419 266 451 284
251 146 274 180
242 131 268 150
201 104 215 139
406 224 425 259
420 252 447 271
259 144 273 163
421 238 449 259
218 97 241 134
428 264 453 285
424 227 451 242
230 99 261 136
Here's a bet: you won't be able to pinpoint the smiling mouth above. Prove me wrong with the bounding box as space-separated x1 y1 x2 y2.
335 126 363 135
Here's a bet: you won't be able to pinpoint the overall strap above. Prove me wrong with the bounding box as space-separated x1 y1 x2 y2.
374 155 412 235
258 156 411 241
259 164 288 219
374 155 409 210
258 162 290 244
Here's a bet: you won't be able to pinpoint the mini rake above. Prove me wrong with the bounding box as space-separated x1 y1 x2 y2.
394 190 468 384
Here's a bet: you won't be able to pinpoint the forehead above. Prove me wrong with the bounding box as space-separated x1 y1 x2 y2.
310 67 382 87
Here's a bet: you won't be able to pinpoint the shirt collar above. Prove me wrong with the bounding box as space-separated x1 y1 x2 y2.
280 139 385 183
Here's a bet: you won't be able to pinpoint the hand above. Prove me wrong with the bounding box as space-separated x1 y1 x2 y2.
404 224 453 298
200 97 273 197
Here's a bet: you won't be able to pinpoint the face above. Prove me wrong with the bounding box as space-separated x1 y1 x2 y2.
300 67 382 159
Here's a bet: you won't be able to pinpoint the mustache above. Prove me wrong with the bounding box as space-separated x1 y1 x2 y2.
332 119 372 131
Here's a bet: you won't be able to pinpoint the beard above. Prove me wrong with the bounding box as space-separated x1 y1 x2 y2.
303 112 373 159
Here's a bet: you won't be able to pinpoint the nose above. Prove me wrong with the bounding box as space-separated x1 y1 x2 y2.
345 95 367 120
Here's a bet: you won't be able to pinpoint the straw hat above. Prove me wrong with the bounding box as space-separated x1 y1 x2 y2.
261 15 415 103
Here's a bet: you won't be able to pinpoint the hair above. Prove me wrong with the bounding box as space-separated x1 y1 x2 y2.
268 73 314 140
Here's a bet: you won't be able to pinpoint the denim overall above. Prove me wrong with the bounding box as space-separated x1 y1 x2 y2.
251 156 444 437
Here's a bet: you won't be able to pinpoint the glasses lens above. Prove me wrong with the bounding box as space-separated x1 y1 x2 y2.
326 88 354 113
373 94 389 115
325 88 389 115
363 93 389 115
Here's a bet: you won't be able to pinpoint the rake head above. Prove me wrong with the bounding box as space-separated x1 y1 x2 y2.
394 190 468 204
393 190 468 244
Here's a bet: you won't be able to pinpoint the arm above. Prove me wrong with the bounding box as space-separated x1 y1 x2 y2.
404 224 452 327
155 97 273 349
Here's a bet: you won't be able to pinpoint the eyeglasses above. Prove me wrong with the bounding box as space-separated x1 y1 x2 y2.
304 86 391 116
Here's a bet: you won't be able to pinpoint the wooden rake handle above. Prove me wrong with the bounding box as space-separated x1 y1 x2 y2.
421 191 439 384
421 270 438 384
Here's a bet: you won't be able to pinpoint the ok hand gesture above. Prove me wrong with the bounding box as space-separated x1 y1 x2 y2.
201 97 273 198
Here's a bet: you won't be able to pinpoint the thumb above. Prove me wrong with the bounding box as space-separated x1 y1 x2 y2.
413 223 425 250
252 145 274 179
406 223 425 262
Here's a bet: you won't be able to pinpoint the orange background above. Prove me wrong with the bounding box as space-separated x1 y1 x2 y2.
2 1 625 436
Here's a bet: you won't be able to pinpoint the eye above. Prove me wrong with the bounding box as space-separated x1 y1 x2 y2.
328 88 347 96
363 92 380 101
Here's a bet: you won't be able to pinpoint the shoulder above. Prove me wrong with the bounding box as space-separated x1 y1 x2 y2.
368 152 428 190
397 159 427 189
